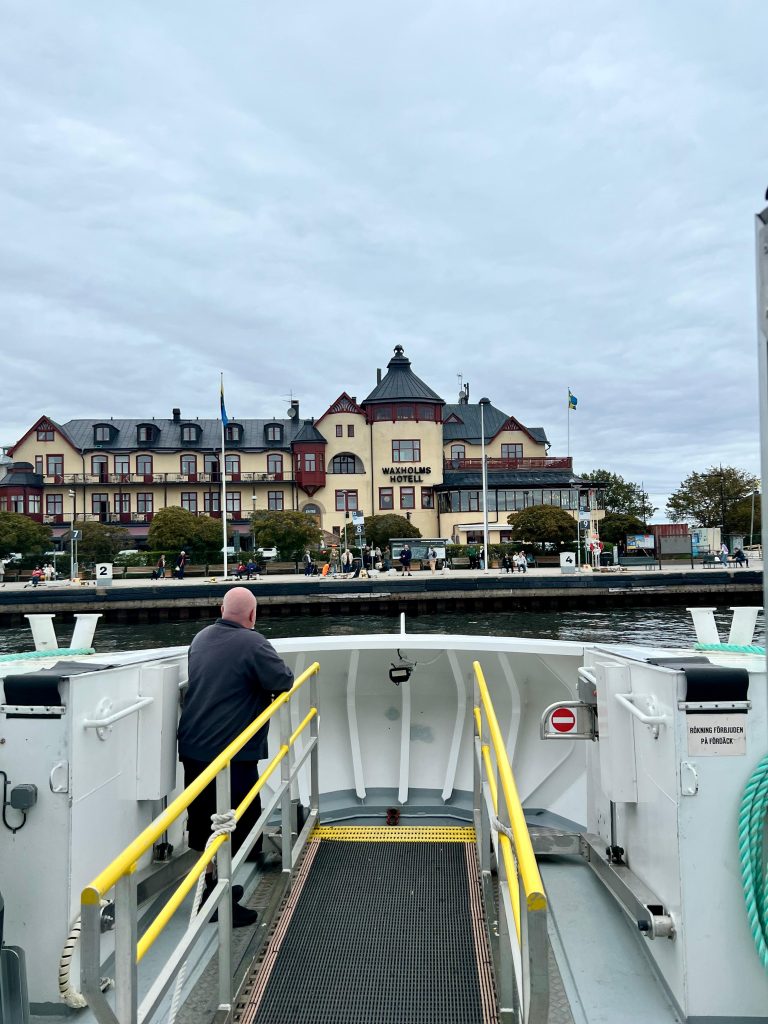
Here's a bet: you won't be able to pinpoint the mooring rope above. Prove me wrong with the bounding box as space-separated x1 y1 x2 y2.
739 754 768 972
694 643 766 655
0 647 95 663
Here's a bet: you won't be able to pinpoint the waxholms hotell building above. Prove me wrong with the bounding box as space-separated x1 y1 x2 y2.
2 347 594 548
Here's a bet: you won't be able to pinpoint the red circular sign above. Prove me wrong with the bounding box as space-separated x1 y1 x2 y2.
551 708 577 733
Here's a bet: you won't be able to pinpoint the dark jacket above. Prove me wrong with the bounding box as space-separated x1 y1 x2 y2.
177 618 294 762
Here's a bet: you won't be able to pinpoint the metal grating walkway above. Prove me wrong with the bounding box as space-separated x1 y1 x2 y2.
236 828 497 1023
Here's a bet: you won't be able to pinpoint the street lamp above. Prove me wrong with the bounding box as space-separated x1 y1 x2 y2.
251 494 257 554
68 489 77 579
479 398 490 574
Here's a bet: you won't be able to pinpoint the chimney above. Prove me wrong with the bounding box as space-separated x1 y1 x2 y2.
291 399 300 418
459 383 469 405
376 368 382 384
172 408 181 422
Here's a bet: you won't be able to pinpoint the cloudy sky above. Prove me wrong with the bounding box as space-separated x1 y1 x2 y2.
2 1 766 517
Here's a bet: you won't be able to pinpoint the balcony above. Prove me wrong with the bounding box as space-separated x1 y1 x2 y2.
443 456 573 472
45 511 252 526
42 472 292 486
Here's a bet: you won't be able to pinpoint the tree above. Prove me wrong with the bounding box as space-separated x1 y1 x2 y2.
666 466 759 532
147 507 225 554
250 510 322 559
0 512 51 557
599 513 646 545
580 469 656 520
74 521 131 565
359 514 421 551
506 506 579 546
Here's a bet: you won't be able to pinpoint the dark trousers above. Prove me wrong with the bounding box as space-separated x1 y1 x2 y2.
182 757 263 855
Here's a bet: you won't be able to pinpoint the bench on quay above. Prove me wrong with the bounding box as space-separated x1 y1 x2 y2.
618 556 661 571
702 554 749 568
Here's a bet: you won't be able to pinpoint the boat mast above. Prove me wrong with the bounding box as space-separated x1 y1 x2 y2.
755 201 768 639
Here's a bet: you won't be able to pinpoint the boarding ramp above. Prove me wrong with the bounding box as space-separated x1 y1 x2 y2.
79 658 550 1024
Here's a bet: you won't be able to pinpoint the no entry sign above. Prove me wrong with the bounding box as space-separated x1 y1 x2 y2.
550 708 577 733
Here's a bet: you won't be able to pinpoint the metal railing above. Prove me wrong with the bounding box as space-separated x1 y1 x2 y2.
43 472 290 486
472 661 548 1024
444 456 573 472
80 661 320 1024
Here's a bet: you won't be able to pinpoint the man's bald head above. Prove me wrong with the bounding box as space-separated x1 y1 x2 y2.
221 587 257 629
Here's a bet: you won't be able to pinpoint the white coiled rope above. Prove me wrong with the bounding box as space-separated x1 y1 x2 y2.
58 900 113 1008
167 809 237 1024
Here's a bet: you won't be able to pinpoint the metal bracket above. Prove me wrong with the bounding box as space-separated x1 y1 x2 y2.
678 700 751 712
680 761 699 796
539 701 597 740
0 705 66 717
580 833 676 940
82 696 154 741
614 693 670 739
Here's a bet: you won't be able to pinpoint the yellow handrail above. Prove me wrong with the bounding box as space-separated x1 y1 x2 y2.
481 740 521 936
82 661 319 906
473 661 546 913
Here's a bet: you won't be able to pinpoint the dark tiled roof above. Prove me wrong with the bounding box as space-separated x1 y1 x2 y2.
62 417 303 452
362 346 444 404
0 462 44 488
435 471 586 490
441 404 548 446
293 421 327 444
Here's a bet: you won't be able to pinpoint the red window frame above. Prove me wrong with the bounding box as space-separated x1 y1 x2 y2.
267 490 284 511
379 487 394 510
46 454 64 476
421 488 434 509
400 487 415 509
46 494 63 516
181 492 197 512
391 440 420 462
335 490 358 512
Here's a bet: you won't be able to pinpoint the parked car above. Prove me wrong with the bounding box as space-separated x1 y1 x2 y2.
257 547 278 560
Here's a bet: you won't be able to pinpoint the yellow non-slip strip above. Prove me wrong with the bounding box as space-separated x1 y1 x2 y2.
310 826 476 843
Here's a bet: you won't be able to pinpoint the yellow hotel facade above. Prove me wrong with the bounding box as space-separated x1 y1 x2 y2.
2 346 595 549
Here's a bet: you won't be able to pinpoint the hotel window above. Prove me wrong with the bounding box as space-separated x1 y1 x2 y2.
391 439 420 462
37 425 54 441
0 497 6 511
137 493 153 514
225 454 240 475
501 444 523 460
204 492 221 513
347 424 355 437
396 404 415 421
91 456 108 480
136 455 153 476
265 424 282 443
34 456 43 475
181 425 198 443
330 453 360 474
226 491 241 514
417 404 434 421
335 490 358 512
115 455 129 475
181 455 197 476
11 495 24 513
379 487 394 510
224 424 241 443
204 454 220 478
400 487 415 509
94 425 110 442
181 492 197 512
336 425 343 437
267 454 283 477
137 425 153 443
302 453 317 472
114 494 130 514
46 455 63 477
450 444 465 461
28 494 41 514
421 488 434 509
47 494 63 516
374 405 392 421
268 490 284 511
91 493 109 515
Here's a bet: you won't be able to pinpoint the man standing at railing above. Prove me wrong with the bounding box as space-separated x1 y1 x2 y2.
177 587 294 926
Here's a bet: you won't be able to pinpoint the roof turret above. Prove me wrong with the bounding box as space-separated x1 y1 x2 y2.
362 346 443 405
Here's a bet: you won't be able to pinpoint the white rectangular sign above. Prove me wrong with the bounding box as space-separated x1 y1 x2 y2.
687 714 747 756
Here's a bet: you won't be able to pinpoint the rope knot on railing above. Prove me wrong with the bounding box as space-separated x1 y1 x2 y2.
209 809 237 841
491 816 514 844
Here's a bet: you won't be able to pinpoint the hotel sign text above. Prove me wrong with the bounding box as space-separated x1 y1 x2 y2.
382 466 432 483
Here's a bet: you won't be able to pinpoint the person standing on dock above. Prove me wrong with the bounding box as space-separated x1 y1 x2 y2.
155 554 165 580
175 550 188 580
177 587 294 926
720 541 729 567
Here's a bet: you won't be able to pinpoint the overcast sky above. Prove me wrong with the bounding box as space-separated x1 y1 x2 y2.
2 1 766 517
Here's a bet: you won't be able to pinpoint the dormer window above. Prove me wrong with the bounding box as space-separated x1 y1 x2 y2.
180 423 202 444
37 420 55 441
225 423 243 444
93 423 116 444
265 423 283 444
136 423 158 445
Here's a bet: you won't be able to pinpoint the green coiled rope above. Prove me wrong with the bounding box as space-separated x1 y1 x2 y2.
739 753 768 970
0 647 95 663
695 643 766 655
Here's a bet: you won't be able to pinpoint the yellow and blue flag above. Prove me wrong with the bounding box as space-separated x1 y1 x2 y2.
220 376 229 426
568 389 578 411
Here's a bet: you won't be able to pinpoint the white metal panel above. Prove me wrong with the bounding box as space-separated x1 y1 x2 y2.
595 661 638 803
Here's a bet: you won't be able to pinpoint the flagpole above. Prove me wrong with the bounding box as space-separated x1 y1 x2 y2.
567 389 570 458
220 372 228 580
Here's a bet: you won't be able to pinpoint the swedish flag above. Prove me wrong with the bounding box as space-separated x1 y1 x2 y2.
568 389 578 411
220 378 229 426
